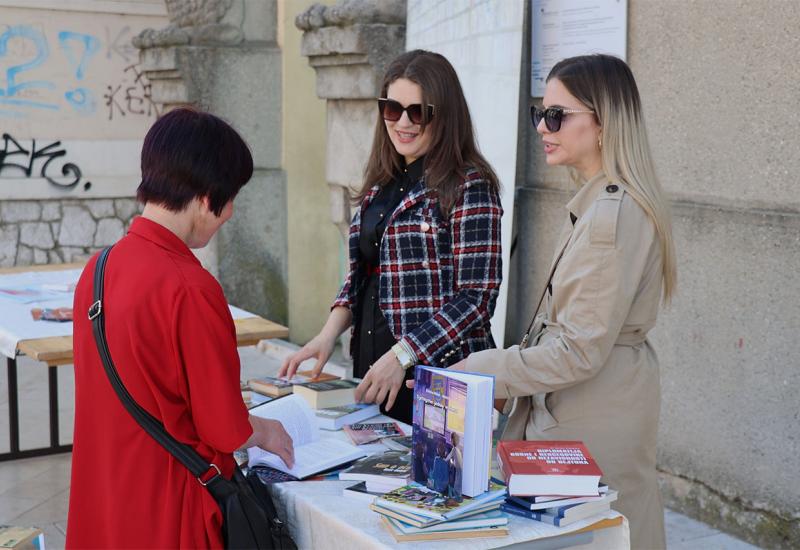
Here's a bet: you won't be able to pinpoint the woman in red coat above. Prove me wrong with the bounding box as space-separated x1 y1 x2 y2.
67 108 294 549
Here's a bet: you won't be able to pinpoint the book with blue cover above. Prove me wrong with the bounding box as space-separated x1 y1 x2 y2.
411 365 494 498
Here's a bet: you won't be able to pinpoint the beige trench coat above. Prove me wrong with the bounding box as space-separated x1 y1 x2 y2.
467 173 666 549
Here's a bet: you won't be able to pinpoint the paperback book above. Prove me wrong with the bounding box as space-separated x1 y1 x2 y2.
344 421 405 444
248 370 339 397
382 435 413 452
497 440 603 497
380 515 509 542
508 484 609 510
315 403 379 430
293 379 359 409
339 451 412 491
411 365 494 497
247 394 366 478
343 481 384 503
373 480 506 525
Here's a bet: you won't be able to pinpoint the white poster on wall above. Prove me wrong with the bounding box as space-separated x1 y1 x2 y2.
532 0 628 97
406 0 526 346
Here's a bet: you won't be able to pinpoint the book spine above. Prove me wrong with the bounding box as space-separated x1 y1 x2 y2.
499 503 542 521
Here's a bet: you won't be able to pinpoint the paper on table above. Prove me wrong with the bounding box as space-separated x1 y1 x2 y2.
0 269 82 359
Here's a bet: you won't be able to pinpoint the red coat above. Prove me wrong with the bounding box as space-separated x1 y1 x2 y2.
67 217 252 549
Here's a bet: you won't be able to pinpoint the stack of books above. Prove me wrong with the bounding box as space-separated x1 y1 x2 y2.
497 440 618 527
247 371 340 398
339 451 412 492
370 481 509 542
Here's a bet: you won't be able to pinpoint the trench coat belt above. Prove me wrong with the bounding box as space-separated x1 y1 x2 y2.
528 327 648 431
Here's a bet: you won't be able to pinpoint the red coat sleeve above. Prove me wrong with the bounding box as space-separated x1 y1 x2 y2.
171 284 252 454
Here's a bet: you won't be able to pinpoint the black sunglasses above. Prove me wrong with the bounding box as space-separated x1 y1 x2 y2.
378 98 435 125
531 105 595 132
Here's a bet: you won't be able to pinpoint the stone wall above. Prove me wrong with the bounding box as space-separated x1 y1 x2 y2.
0 198 141 267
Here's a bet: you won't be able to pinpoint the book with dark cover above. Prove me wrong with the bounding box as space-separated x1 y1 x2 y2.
383 435 413 452
508 484 610 510
339 451 412 488
248 370 339 397
293 379 359 409
344 421 404 445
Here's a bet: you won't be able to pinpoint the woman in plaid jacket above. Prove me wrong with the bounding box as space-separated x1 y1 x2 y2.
282 50 502 423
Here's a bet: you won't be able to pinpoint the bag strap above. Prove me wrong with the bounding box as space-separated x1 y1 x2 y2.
519 233 570 348
89 246 223 486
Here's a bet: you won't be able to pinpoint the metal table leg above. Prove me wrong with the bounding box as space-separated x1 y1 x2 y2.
49 367 59 447
0 357 72 462
7 356 19 454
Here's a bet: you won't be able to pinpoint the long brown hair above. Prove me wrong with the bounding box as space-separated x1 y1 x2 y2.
358 50 499 213
548 54 676 303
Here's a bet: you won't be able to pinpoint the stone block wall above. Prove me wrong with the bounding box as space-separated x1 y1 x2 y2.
0 198 141 267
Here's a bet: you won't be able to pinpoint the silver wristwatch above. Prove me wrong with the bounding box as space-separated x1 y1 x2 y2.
391 342 415 370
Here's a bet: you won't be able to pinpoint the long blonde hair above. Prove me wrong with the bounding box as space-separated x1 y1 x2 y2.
548 54 677 303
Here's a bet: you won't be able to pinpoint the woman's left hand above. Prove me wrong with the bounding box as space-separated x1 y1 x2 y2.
404 358 468 389
355 350 406 411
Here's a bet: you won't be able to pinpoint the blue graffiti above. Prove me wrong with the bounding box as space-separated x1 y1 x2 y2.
58 31 100 115
64 87 95 115
57 31 100 80
0 25 58 112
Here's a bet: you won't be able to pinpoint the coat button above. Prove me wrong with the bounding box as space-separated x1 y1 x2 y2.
606 184 619 193
421 260 429 268
420 221 430 232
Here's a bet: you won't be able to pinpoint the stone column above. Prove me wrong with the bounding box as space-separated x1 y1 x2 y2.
296 0 405 356
295 0 406 242
134 0 288 323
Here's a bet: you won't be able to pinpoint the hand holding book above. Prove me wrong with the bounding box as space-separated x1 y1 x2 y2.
241 415 295 468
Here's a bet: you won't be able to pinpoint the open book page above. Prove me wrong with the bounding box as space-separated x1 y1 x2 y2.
249 394 318 446
246 394 366 478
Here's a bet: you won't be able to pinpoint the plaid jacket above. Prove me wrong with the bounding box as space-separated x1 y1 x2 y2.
333 168 503 367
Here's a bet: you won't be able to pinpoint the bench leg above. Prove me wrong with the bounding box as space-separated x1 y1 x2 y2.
49 368 59 448
7 356 20 454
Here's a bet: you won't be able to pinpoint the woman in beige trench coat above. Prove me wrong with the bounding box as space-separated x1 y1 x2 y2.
436 55 677 549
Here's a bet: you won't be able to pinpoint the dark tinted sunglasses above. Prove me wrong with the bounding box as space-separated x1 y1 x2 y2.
531 105 595 132
378 98 435 125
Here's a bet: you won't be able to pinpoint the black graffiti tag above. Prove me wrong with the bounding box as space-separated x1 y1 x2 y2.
103 63 159 121
0 133 91 190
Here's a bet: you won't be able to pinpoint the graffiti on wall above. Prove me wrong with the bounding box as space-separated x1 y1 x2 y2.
0 24 158 120
0 132 90 190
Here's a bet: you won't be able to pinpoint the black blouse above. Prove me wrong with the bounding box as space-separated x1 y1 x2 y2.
352 157 425 424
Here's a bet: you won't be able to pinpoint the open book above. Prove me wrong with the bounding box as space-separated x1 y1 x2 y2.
247 394 367 479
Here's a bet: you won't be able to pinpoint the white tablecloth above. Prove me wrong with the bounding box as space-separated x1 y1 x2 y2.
0 267 258 359
266 416 630 550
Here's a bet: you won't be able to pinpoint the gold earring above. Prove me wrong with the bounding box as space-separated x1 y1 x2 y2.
598 135 602 149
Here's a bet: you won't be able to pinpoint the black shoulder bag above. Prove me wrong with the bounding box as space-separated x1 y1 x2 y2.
89 246 296 550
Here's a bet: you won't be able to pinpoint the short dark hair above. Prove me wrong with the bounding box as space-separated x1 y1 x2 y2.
137 107 253 216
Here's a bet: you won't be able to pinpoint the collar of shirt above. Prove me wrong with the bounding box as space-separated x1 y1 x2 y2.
565 171 609 221
128 216 200 265
403 155 426 183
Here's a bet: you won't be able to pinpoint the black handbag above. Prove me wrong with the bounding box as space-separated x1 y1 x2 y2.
89 246 296 550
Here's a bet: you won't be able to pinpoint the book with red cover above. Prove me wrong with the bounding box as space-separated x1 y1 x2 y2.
496 440 602 497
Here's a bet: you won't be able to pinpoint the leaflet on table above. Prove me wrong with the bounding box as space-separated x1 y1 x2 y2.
247 394 366 478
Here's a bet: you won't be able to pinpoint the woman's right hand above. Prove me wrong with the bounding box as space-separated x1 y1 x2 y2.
278 332 336 379
247 415 295 468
